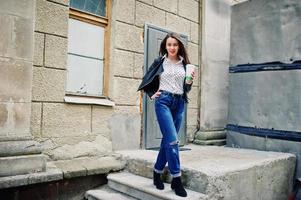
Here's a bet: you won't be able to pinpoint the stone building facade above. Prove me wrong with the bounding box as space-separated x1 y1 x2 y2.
0 0 200 162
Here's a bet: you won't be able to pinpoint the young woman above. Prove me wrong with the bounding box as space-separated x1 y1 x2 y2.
138 32 195 197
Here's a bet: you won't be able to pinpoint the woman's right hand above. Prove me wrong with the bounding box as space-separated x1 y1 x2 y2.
151 91 161 100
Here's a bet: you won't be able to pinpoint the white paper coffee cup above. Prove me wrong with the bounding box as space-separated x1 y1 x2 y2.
185 64 196 81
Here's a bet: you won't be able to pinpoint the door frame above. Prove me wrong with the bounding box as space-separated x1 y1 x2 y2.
142 23 188 149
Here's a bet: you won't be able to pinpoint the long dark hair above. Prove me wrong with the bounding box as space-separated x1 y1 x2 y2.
159 32 190 65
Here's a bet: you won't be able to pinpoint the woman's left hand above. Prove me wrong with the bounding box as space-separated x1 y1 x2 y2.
186 71 196 84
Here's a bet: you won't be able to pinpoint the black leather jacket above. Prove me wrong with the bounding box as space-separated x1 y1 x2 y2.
137 56 192 103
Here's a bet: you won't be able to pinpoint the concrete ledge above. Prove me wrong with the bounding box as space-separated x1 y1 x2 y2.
194 130 226 146
118 144 296 200
64 96 115 107
0 155 125 189
0 140 42 156
52 156 126 179
194 139 226 146
0 174 107 200
0 154 46 177
0 162 62 189
194 130 226 140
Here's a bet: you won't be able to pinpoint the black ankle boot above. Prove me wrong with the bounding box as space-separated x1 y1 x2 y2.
171 177 187 197
153 171 164 190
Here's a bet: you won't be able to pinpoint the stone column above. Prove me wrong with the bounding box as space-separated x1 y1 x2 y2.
0 0 45 177
194 0 231 145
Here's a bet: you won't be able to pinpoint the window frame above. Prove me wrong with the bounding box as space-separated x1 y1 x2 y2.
67 0 111 98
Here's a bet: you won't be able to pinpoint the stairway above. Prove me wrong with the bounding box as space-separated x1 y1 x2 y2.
86 144 296 200
86 171 207 200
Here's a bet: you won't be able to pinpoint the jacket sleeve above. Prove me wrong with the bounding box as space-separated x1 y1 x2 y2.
146 57 160 72
184 82 193 93
146 90 155 99
137 57 161 91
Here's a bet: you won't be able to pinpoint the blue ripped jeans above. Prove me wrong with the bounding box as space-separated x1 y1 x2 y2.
153 90 185 177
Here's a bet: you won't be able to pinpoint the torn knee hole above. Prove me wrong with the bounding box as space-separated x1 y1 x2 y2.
169 140 179 145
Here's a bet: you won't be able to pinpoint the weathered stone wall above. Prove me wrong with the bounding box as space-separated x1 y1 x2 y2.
227 0 301 178
32 0 114 160
31 0 201 159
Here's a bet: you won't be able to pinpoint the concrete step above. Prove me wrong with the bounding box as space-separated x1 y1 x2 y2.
85 185 137 200
193 138 226 146
117 144 296 200
107 172 207 200
0 154 46 177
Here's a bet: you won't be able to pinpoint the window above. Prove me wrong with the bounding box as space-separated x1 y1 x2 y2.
67 0 110 97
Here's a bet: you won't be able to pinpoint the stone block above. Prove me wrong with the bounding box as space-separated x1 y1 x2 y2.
114 22 143 53
53 159 87 178
187 108 198 126
186 125 197 142
194 139 226 146
35 0 68 37
0 162 62 189
0 15 12 57
110 112 141 151
204 36 230 63
153 0 177 14
114 0 135 24
51 135 96 146
0 15 34 61
190 21 199 44
34 32 44 66
0 58 32 102
230 0 301 65
53 156 124 179
113 49 134 77
195 130 226 140
92 106 114 138
133 53 144 79
42 103 91 138
32 67 66 102
0 0 35 19
191 66 199 87
115 106 140 115
226 131 267 151
187 86 199 109
113 77 141 105
228 70 301 132
200 61 228 130
166 13 190 39
45 34 67 69
46 135 112 160
0 140 42 157
0 154 46 177
135 1 165 28
85 156 126 176
13 16 34 61
178 0 199 23
31 102 42 138
188 42 199 65
138 0 153 6
0 102 31 138
204 0 231 43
